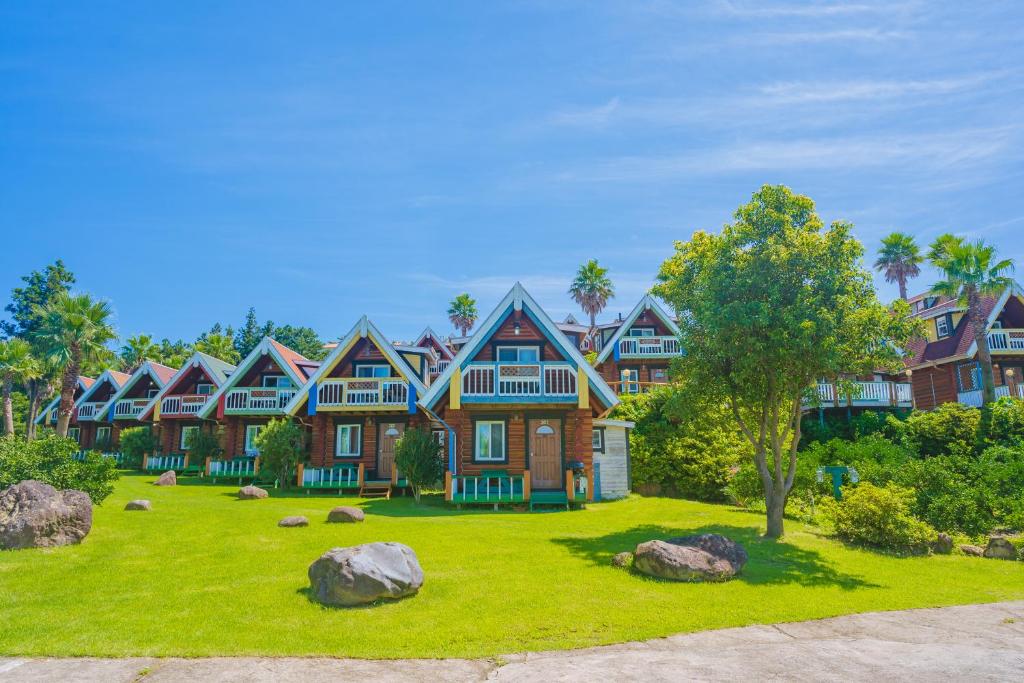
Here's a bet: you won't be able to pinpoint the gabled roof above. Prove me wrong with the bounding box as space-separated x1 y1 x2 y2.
414 327 455 360
420 282 619 411
199 337 311 418
100 360 179 421
594 294 682 365
77 369 132 405
34 376 95 425
137 352 238 421
283 316 428 416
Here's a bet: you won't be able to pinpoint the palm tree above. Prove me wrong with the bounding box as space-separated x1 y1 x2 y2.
930 237 1015 405
447 294 478 337
33 293 116 436
195 333 241 364
874 232 922 301
0 338 40 436
569 259 615 328
119 334 159 372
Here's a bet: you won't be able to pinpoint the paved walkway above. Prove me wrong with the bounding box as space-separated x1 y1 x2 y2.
2 602 1023 681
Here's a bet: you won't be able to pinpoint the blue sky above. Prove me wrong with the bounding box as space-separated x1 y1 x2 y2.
2 1 1022 345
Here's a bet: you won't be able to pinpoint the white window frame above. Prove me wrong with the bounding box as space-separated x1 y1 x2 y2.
96 426 112 448
474 420 506 462
68 427 81 443
936 316 950 338
261 375 291 388
620 369 640 394
496 346 539 363
244 425 263 455
196 383 214 395
592 427 605 452
627 327 656 337
180 425 199 450
147 388 160 398
354 364 390 378
334 424 362 458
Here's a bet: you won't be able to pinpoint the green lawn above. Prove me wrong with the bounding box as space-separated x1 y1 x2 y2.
1 473 1022 659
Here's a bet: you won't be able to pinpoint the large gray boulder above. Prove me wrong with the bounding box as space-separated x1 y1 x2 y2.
984 536 1018 560
0 480 92 550
238 485 268 500
124 499 152 511
327 506 365 523
961 544 985 557
154 471 176 486
666 534 749 574
933 533 954 554
308 542 424 606
634 540 737 582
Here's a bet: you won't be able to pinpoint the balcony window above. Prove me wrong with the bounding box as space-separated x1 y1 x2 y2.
180 426 199 450
497 346 539 362
475 421 506 462
261 375 292 388
196 383 214 395
335 424 361 457
626 327 655 337
355 364 391 378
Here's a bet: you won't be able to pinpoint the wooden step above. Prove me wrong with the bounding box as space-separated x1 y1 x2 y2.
359 484 392 499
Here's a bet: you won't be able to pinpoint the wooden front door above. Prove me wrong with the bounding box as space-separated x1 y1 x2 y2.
528 418 562 490
377 422 404 478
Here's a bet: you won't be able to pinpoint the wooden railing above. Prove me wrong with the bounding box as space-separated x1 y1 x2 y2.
446 471 527 503
316 378 408 408
958 384 1024 407
76 402 107 420
224 387 296 413
618 336 681 358
987 328 1024 352
113 398 150 419
161 394 209 417
461 362 577 400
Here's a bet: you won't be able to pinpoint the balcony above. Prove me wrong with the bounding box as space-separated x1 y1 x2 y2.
617 336 681 359
315 378 409 410
461 362 577 402
987 329 1024 353
76 401 108 421
224 387 296 414
429 359 452 377
958 384 1024 407
113 398 150 419
812 381 913 408
160 394 210 417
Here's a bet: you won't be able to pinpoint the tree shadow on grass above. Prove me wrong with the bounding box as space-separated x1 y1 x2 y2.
551 524 879 589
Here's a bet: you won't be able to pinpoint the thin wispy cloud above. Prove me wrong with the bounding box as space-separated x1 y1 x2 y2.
713 0 914 18
749 28 910 44
757 74 999 104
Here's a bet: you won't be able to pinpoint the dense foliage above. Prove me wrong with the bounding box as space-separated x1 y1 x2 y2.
119 426 159 469
823 482 937 554
394 427 445 503
254 418 305 490
0 433 119 503
186 427 223 463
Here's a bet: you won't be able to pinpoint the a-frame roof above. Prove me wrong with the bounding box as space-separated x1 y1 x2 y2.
99 360 179 420
593 294 682 365
199 337 311 418
34 376 95 425
420 282 619 411
137 351 237 421
414 326 455 360
77 369 132 405
283 316 428 416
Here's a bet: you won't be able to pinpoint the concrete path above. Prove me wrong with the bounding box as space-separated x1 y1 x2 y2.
2 601 1023 681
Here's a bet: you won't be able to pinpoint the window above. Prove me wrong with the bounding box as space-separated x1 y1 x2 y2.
620 369 640 394
936 316 951 338
592 427 605 452
261 375 292 388
475 421 506 462
355 364 390 378
496 346 539 362
651 368 668 384
334 424 361 457
68 427 80 444
96 426 112 449
196 383 214 395
244 425 263 455
180 426 199 450
432 429 446 446
992 320 1003 329
627 327 655 337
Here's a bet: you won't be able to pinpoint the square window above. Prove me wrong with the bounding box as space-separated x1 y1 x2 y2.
628 327 655 337
335 424 362 457
262 375 291 388
244 425 263 455
196 383 214 395
592 428 605 452
180 426 199 450
355 365 390 378
496 346 539 362
475 421 505 461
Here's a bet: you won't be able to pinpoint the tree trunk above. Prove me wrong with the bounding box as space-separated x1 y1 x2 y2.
898 276 908 302
765 490 786 538
589 311 597 329
970 289 997 405
2 379 13 436
55 357 80 437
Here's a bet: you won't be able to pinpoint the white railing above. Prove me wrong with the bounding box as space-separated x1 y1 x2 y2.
987 328 1024 352
812 381 913 407
429 360 452 376
145 454 186 471
224 387 296 413
76 402 107 420
896 383 913 403
113 398 150 419
208 458 256 479
618 336 681 357
462 362 577 399
958 384 1024 407
317 378 408 407
161 394 209 416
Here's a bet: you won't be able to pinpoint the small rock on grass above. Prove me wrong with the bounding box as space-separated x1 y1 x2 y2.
279 516 309 527
327 506 365 523
124 500 152 511
154 471 176 486
983 536 1018 560
960 544 985 557
238 485 268 500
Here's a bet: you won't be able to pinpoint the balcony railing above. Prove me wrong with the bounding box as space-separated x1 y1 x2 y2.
958 384 1024 407
812 381 912 408
316 378 409 409
113 398 150 419
987 328 1024 352
76 401 108 420
429 360 452 377
461 362 577 401
618 336 681 358
224 387 296 414
161 394 210 417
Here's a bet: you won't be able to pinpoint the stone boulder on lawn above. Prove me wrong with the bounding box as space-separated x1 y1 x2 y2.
983 536 1018 560
0 480 92 550
279 516 309 528
933 532 953 554
238 485 268 500
666 534 749 574
308 542 424 606
960 544 985 557
634 533 748 582
327 506 365 523
124 500 152 511
154 471 176 486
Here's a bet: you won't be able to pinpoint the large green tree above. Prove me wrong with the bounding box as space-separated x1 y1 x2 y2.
33 293 116 436
569 259 615 328
195 333 241 364
874 232 922 301
234 307 274 358
119 334 160 372
653 185 919 538
0 338 40 435
447 293 478 337
272 324 327 360
929 235 1014 405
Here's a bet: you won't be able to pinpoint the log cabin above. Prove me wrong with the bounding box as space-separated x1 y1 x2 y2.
99 360 179 449
70 369 132 451
592 295 683 395
34 375 95 445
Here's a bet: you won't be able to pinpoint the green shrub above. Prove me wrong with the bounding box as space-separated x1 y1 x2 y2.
986 397 1024 446
824 482 937 554
253 418 304 490
0 433 119 503
119 426 158 469
185 427 222 463
394 427 444 503
800 409 907 448
897 403 980 457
